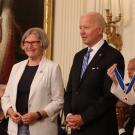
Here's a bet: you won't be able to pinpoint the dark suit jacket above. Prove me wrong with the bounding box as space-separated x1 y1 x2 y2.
121 132 127 135
121 84 135 135
0 118 8 131
0 127 8 135
0 118 8 135
64 41 125 135
125 105 135 135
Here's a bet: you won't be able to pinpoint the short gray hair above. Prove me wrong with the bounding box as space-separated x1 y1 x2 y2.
82 12 106 29
21 27 49 51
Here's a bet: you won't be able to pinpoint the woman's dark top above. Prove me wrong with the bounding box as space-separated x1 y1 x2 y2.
16 65 38 115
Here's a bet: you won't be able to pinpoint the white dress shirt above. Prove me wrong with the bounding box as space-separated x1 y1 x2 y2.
88 39 104 64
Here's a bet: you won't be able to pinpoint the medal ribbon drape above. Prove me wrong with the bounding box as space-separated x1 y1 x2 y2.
80 48 93 79
114 68 126 92
114 68 135 94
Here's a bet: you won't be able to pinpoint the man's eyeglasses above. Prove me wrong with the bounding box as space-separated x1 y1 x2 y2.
23 40 40 46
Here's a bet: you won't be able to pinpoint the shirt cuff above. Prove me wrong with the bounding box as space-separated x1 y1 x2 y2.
119 128 126 135
66 113 72 119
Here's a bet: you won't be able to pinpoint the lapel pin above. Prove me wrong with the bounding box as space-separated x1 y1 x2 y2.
123 96 128 102
99 53 102 56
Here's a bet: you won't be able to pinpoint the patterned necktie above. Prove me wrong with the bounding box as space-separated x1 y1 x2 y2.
80 48 93 79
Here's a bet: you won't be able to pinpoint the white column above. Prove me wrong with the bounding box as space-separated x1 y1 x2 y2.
53 0 85 86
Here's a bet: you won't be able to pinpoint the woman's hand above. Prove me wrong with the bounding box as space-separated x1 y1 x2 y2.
21 112 39 124
7 107 22 124
107 64 118 86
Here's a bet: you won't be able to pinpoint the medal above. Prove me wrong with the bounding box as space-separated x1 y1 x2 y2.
123 96 128 102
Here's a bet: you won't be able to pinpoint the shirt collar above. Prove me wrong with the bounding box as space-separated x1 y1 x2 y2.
88 39 104 53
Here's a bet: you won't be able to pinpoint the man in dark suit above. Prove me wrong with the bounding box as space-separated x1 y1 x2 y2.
64 12 125 135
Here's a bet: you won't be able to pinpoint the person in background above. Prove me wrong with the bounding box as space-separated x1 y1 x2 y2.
1 27 64 135
0 84 8 135
64 12 125 135
107 58 135 135
116 100 131 135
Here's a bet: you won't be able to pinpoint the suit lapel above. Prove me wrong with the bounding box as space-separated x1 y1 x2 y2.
14 60 28 86
74 49 87 89
29 57 46 101
80 43 107 83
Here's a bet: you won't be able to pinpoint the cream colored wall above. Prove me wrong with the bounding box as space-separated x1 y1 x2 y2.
53 0 85 86
53 0 135 87
122 0 135 82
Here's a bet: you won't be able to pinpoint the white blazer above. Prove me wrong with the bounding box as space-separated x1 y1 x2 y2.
1 56 64 135
111 83 135 105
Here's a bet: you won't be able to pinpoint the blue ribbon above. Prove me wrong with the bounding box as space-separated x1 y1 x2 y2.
114 68 126 92
127 75 135 94
114 68 135 94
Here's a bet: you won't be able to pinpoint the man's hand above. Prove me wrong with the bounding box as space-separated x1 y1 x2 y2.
107 64 118 86
66 114 84 130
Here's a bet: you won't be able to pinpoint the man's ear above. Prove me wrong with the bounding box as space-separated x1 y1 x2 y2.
98 27 103 35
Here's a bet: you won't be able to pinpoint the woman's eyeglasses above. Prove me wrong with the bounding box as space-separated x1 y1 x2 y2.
23 40 40 46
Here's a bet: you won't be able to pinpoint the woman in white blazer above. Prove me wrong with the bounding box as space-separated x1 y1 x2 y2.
1 27 64 135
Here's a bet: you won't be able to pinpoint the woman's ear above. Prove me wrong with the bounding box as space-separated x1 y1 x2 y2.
21 45 25 51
